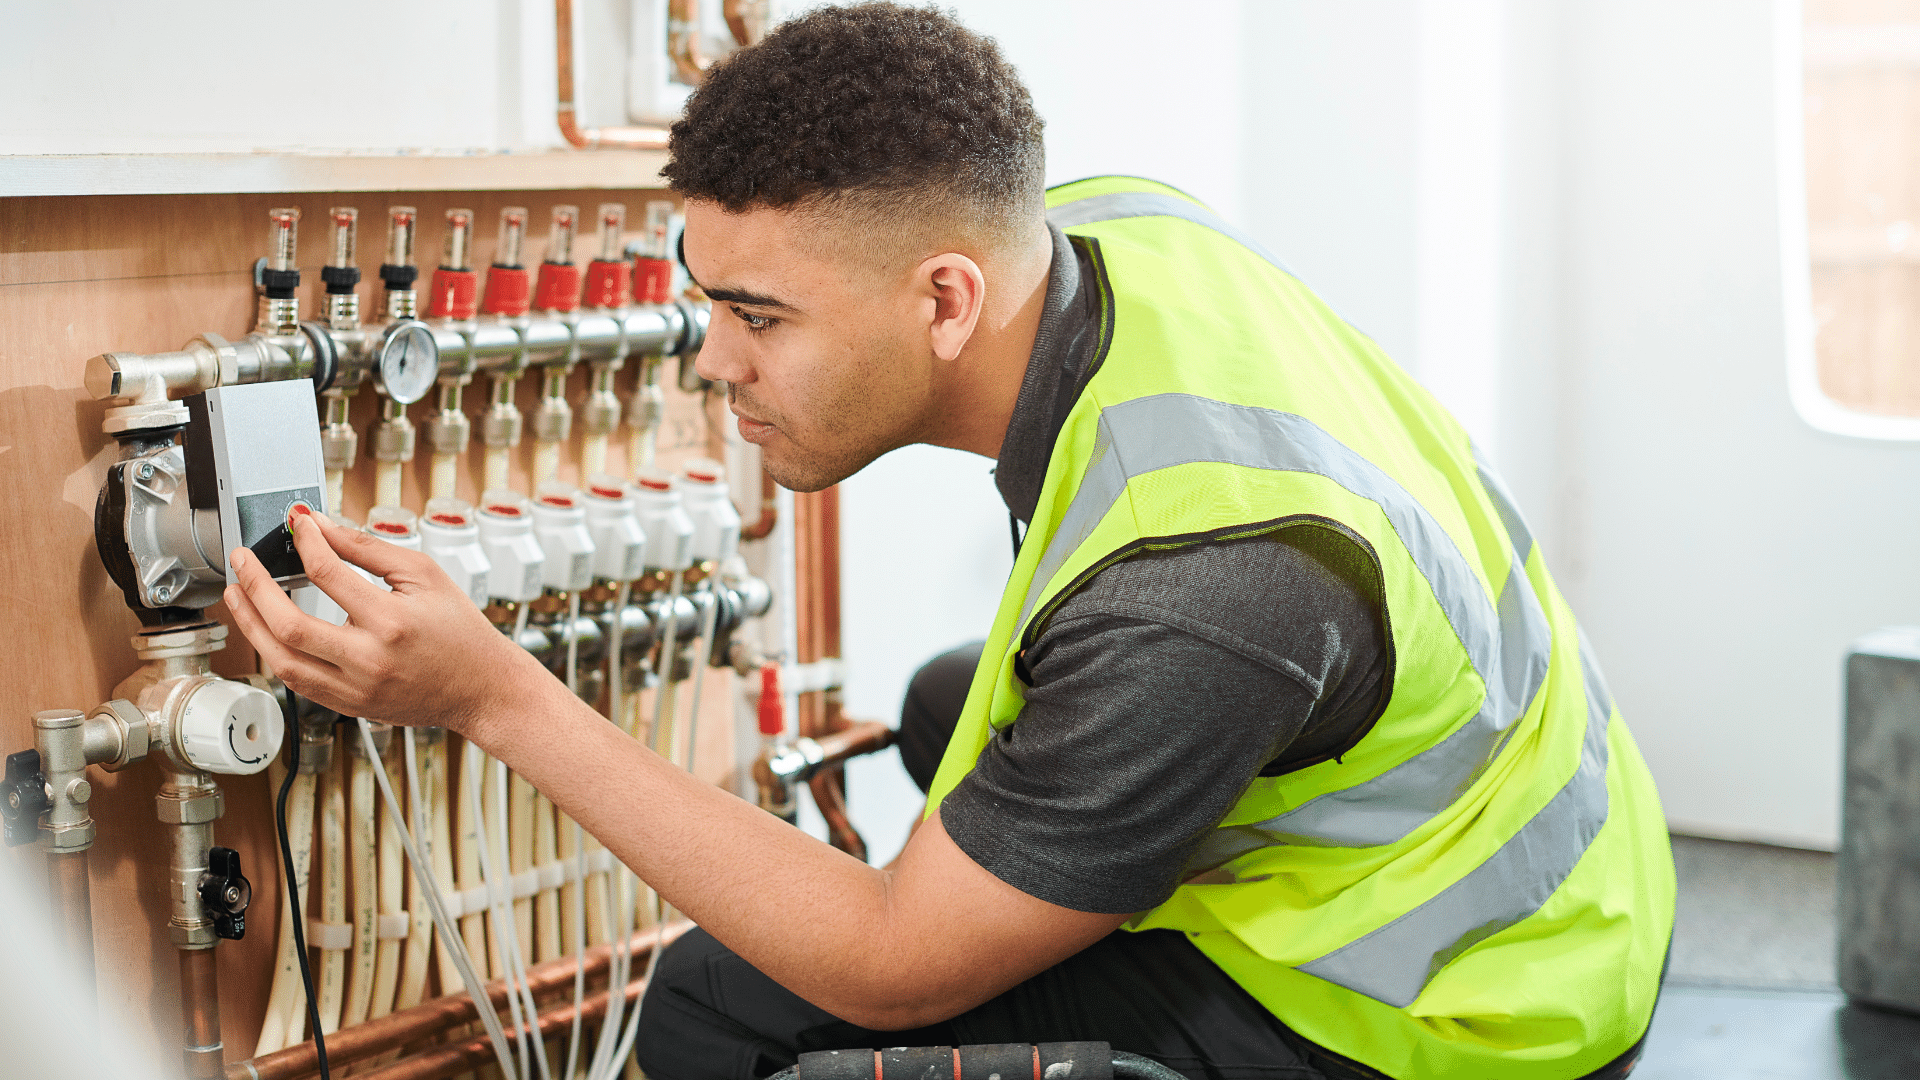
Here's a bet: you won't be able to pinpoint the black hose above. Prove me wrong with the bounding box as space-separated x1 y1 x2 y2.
276 689 330 1080
766 1048 1186 1080
1111 1052 1186 1080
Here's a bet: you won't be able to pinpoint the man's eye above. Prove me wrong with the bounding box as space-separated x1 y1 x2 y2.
732 307 776 332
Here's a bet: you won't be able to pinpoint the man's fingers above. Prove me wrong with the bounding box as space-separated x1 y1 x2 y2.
287 512 393 615
223 582 355 708
229 544 360 666
309 511 428 580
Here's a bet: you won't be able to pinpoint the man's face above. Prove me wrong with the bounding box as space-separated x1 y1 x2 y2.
684 199 935 493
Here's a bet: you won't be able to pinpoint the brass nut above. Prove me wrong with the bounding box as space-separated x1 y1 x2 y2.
154 789 223 825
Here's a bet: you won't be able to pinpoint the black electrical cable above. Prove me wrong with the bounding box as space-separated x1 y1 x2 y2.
275 688 331 1080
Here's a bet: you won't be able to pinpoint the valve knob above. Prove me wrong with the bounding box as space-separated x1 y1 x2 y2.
198 846 251 940
178 679 285 775
1 750 48 847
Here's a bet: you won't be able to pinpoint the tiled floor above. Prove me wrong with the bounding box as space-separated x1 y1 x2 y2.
1634 836 1920 1078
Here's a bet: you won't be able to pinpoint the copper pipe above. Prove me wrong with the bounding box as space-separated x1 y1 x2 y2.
810 719 893 767
738 467 779 541
818 484 843 663
668 0 714 86
722 0 772 48
47 850 95 1001
810 773 865 861
180 948 224 1079
229 921 693 1080
555 0 672 151
357 971 648 1080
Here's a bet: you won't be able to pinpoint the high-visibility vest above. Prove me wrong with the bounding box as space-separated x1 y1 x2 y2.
924 177 1675 1079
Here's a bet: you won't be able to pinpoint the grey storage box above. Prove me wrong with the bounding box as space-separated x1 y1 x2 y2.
1839 627 1920 1014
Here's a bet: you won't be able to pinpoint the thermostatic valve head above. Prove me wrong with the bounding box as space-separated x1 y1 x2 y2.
174 677 283 775
420 498 493 607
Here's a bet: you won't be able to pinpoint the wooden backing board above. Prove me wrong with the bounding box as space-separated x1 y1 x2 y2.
0 188 738 1065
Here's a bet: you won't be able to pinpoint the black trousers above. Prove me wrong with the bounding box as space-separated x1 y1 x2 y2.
631 645 1647 1080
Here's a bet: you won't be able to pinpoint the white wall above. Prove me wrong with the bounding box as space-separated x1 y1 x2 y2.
1540 0 1920 849
0 0 644 154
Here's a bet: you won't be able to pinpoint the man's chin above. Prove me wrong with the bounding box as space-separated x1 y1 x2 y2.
760 447 873 494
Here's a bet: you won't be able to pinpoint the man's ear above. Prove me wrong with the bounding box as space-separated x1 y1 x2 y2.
920 252 986 362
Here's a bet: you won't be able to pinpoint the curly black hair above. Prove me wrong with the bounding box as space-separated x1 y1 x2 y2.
663 3 1045 244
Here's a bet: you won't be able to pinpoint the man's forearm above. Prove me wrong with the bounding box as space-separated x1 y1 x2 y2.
464 677 943 1028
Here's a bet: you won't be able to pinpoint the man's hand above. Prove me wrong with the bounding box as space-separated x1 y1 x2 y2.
223 508 545 733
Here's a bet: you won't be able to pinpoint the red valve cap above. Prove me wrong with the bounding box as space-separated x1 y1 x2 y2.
428 268 480 320
633 257 674 306
481 266 532 317
534 263 582 313
583 260 631 309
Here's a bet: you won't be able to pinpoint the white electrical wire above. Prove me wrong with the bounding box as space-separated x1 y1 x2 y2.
647 570 686 756
679 578 722 778
356 720 519 1080
468 744 553 1080
567 577 626 1080
565 592 583 695
494 756 556 1080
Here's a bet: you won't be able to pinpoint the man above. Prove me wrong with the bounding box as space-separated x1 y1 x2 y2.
224 5 1675 1079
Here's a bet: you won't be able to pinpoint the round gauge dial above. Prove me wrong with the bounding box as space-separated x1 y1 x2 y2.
377 319 440 404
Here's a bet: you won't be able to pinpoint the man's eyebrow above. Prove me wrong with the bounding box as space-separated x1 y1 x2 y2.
699 285 799 313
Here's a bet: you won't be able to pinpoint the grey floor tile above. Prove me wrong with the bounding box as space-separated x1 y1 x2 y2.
1636 986 1920 1080
1668 834 1839 991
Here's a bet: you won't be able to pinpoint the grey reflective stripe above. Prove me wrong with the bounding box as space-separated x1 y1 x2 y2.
1048 191 1299 278
1474 445 1534 566
1296 628 1614 1007
1020 393 1552 846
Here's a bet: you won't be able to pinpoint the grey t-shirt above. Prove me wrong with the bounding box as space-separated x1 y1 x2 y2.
939 225 1392 915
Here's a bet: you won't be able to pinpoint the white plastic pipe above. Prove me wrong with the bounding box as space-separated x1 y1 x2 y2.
357 720 519 1080
343 743 380 1028
254 762 315 1056
317 751 347 1034
369 736 407 1023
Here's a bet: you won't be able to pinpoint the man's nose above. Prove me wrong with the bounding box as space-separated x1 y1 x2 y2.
695 318 753 385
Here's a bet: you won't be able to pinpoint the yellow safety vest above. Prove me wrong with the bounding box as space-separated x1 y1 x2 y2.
925 177 1675 1079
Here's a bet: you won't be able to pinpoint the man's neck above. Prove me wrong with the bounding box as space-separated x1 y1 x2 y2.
922 224 1055 459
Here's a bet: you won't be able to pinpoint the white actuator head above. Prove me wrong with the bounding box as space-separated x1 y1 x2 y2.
583 476 647 582
678 458 741 564
632 471 695 572
418 498 492 607
530 482 596 592
477 489 546 602
365 505 423 552
177 678 284 774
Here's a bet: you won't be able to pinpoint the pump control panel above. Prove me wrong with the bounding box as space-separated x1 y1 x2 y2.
183 380 328 586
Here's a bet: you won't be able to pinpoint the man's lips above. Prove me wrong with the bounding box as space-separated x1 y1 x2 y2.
732 405 777 444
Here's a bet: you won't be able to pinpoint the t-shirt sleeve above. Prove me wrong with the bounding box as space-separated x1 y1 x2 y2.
937 527 1389 914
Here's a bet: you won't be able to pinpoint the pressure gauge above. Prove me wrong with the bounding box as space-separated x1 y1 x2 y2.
377 319 440 404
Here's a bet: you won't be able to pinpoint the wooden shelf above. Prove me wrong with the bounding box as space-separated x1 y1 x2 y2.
0 149 672 197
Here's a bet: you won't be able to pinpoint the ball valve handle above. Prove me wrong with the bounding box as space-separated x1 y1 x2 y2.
1 749 49 847
198 845 251 940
